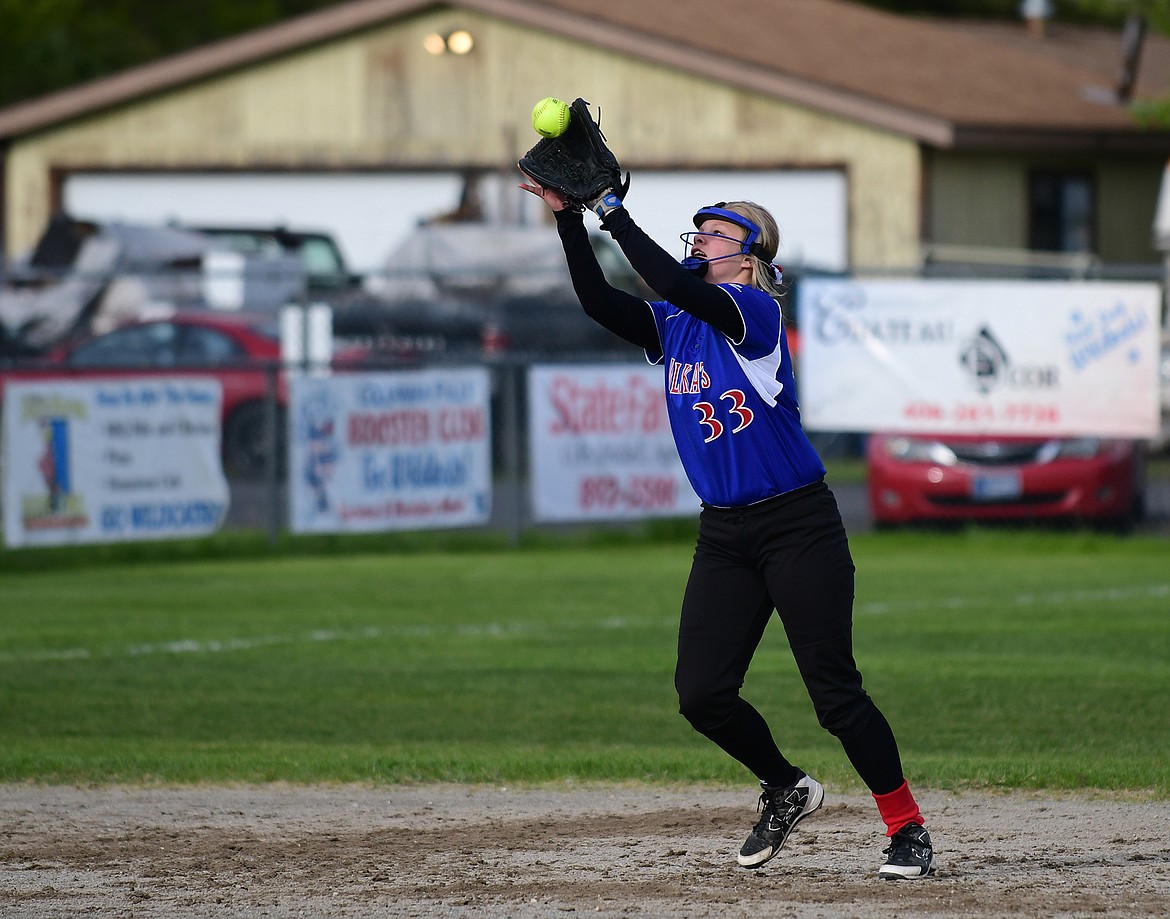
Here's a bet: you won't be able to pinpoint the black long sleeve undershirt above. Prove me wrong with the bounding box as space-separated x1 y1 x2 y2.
553 206 747 351
554 208 659 350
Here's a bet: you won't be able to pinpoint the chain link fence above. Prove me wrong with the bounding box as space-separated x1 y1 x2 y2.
2 237 1168 547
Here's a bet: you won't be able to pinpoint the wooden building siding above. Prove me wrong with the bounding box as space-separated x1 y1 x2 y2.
926 151 1164 264
1095 158 1165 264
926 154 1032 252
3 9 921 266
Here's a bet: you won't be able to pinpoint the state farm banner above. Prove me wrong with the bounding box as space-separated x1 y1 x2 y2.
287 369 491 533
528 364 699 522
796 279 1162 437
2 378 229 548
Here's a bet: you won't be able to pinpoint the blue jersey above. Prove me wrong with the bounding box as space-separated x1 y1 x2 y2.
645 283 825 507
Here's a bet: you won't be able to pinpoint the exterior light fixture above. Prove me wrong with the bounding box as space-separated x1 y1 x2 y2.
423 29 475 55
446 29 474 55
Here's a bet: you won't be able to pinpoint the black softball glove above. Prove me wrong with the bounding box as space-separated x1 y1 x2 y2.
519 97 628 212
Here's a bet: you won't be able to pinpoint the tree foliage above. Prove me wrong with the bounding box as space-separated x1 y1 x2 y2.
870 0 1156 28
0 0 339 108
0 0 1163 109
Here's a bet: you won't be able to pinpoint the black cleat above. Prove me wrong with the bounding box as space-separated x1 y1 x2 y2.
737 775 825 868
878 822 936 879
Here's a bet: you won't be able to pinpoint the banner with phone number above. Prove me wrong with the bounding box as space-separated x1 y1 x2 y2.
528 363 699 522
2 378 229 548
287 368 491 533
796 279 1161 437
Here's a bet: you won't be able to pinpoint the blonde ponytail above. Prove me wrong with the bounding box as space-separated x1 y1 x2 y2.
717 200 783 298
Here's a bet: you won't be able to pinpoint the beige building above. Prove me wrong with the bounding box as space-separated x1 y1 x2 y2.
1 0 1169 273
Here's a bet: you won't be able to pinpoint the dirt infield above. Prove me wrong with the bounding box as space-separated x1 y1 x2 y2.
2 783 1167 918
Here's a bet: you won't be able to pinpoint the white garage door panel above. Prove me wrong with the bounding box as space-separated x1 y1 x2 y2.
64 168 847 276
629 170 847 273
64 172 471 274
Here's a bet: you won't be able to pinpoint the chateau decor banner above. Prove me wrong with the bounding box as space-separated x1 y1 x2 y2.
796 279 1161 438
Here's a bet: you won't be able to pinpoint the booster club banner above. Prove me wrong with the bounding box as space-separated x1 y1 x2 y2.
528 364 699 522
287 369 491 533
2 378 229 548
796 279 1161 438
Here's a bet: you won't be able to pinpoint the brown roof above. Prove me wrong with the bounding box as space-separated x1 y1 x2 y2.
534 0 1170 145
1 0 1167 150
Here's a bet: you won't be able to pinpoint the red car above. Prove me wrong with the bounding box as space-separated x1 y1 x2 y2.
1 313 302 477
866 432 1147 528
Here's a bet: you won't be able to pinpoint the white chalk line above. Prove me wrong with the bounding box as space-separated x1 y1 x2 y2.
2 584 1166 664
0 617 642 664
858 582 1170 615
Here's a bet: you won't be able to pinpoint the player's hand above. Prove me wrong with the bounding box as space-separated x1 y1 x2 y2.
518 169 570 212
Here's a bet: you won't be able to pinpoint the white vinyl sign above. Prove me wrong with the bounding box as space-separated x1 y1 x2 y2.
528 364 700 522
796 279 1162 438
2 378 229 547
287 369 491 533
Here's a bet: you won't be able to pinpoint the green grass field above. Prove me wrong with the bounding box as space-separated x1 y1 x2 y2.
1 528 1167 794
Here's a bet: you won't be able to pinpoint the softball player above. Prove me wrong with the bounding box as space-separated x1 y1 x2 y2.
520 174 935 879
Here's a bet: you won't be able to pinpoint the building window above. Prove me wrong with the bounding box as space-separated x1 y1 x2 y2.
1028 171 1094 252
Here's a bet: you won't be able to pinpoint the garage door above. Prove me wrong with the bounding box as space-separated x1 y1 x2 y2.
621 170 847 273
63 171 475 275
64 168 847 276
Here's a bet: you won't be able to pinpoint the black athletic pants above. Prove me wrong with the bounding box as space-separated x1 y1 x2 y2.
673 480 905 795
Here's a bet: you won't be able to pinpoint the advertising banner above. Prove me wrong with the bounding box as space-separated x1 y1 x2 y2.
528 364 699 522
2 378 228 548
287 369 491 533
796 279 1161 437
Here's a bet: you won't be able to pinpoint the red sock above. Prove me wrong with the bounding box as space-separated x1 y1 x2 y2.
873 780 924 837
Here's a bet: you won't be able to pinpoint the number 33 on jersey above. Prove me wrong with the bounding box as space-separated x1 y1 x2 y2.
649 284 825 507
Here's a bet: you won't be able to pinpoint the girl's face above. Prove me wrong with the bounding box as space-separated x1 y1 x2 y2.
690 219 753 284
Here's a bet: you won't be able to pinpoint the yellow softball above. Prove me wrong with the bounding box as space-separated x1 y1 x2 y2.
531 97 571 138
